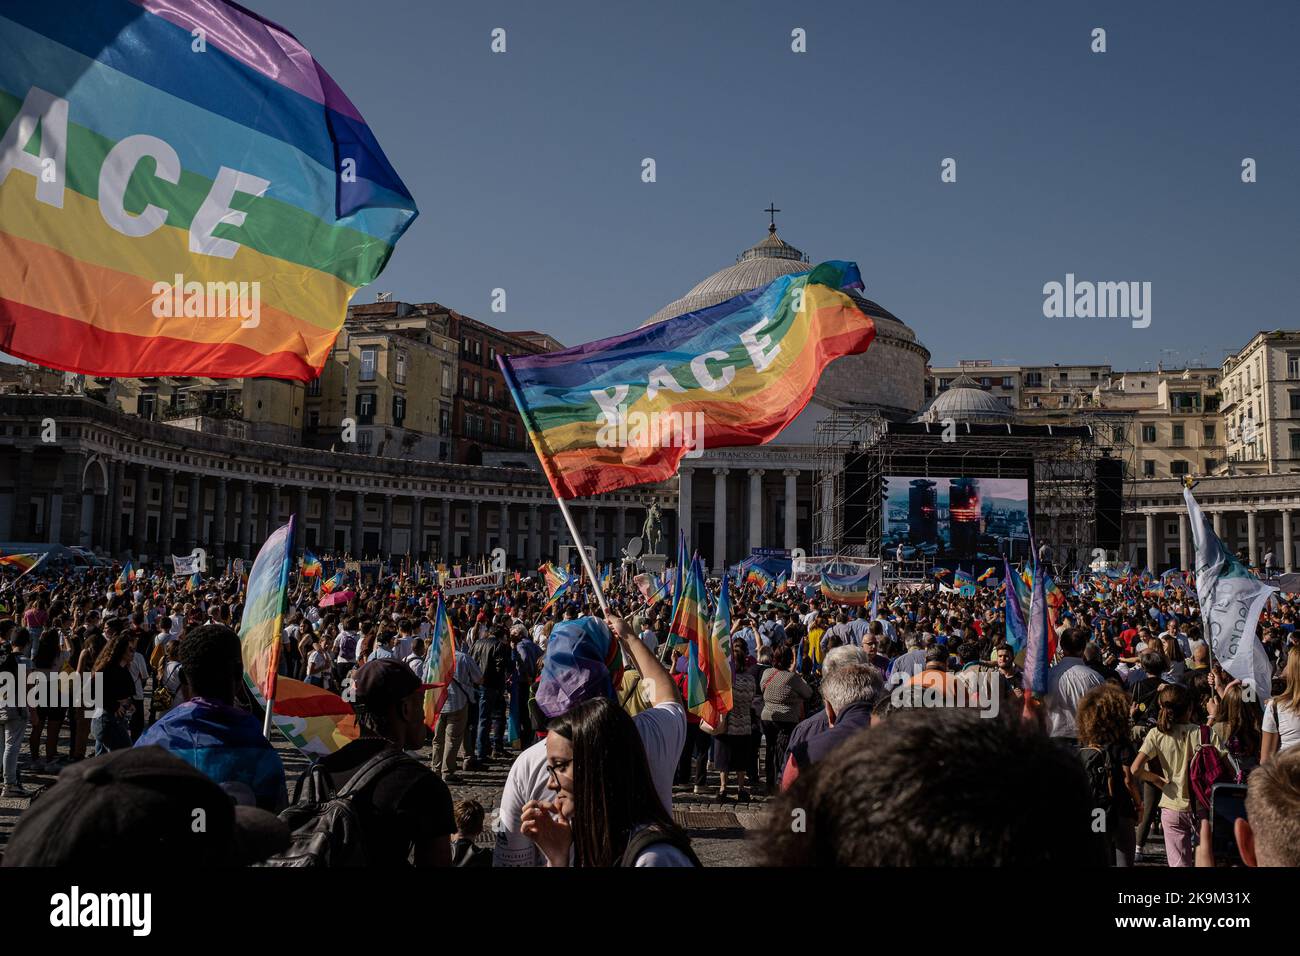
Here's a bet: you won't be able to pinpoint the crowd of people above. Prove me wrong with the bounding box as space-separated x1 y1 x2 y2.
1 551 1298 868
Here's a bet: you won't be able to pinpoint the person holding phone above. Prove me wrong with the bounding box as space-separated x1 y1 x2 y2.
90 633 137 755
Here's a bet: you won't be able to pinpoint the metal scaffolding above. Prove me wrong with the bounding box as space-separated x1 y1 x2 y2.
813 409 1138 567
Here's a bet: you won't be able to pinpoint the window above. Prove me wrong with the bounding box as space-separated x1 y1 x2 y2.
508 423 517 446
439 409 450 435
359 347 377 382
1001 377 1012 388
392 394 406 426
356 392 376 423
1290 392 1300 413
358 430 373 454
1291 432 1300 455
1290 353 1300 379
460 374 469 395
1204 458 1218 472
473 378 480 400
474 340 481 361
306 377 321 397
394 350 407 385
938 378 951 391
489 346 497 366
1025 372 1042 387
442 367 451 394
979 377 991 387
139 394 157 419
487 382 495 403
1111 425 1126 442
1143 460 1155 477
308 410 319 429
1059 371 1068 381
491 421 501 444
1170 460 1189 476
1172 423 1185 445
1203 423 1216 442
1170 392 1201 413
1141 424 1157 443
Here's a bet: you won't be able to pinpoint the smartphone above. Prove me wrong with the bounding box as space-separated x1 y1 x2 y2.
1209 782 1248 867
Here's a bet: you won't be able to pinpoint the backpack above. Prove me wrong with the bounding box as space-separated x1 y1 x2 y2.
1078 745 1114 821
1189 725 1240 814
258 748 409 867
617 824 702 868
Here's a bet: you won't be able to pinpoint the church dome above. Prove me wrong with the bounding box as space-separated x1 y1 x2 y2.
915 373 1014 423
643 224 930 419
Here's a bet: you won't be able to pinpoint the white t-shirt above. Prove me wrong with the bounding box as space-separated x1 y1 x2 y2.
494 700 686 867
1263 699 1300 752
639 629 660 655
129 652 149 699
395 636 415 660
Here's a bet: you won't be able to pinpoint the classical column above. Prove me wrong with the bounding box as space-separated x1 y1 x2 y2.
352 491 365 557
266 484 281 533
410 497 424 557
239 478 254 559
677 468 692 549
498 500 509 557
381 494 394 557
187 474 201 552
713 468 729 574
468 499 481 559
439 499 452 561
295 486 308 556
748 468 765 552
213 477 228 560
1247 511 1258 566
615 506 627 553
1178 512 1189 572
1212 511 1224 540
783 469 799 552
1144 513 1157 571
528 503 541 565
108 460 124 555
159 470 175 558
132 463 149 557
11 447 33 541
1284 509 1294 574
323 489 337 553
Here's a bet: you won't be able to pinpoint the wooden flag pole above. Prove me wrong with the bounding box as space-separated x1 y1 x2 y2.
556 497 608 616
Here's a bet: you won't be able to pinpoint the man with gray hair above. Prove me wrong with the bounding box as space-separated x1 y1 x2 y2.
780 645 872 779
780 663 882 789
887 631 927 688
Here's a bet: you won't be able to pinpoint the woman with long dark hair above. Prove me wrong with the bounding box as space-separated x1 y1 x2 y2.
26 628 66 771
519 697 700 867
90 632 137 755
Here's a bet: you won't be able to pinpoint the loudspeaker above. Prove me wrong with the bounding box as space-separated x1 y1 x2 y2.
1095 457 1123 551
844 453 876 547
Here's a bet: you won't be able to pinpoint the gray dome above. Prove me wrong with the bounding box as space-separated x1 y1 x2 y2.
915 373 1014 423
642 227 930 419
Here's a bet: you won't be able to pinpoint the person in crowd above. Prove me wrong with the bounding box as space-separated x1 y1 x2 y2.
26 629 66 772
713 636 758 803
782 663 882 789
451 799 493 867
433 638 483 781
1226 745 1300 866
1076 683 1140 866
520 696 699 867
471 623 513 763
136 624 288 812
762 708 1101 865
1262 650 1300 761
1045 627 1105 743
1 628 33 797
758 645 813 794
90 632 137 755
305 659 454 865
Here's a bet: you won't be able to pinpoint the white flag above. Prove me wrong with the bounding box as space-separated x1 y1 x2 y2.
1184 486 1275 700
172 553 199 576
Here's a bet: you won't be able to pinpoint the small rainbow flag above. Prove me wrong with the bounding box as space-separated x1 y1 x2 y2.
114 561 133 594
976 567 996 583
0 1 417 380
670 554 709 649
422 594 457 731
185 571 201 592
689 567 733 728
238 516 295 703
746 566 774 591
499 261 878 499
0 552 43 574
634 571 669 606
301 551 322 577
932 567 952 580
540 561 574 609
320 570 346 595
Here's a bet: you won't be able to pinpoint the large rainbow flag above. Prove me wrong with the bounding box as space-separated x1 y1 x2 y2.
422 594 456 731
238 515 294 703
669 554 708 649
265 676 359 757
540 561 574 609
499 261 878 499
0 552 42 574
820 568 873 605
0 0 416 379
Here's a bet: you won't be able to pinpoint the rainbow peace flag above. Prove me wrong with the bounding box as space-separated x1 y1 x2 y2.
0 552 42 574
820 569 873 605
264 676 358 756
422 595 457 731
540 561 574 609
1003 556 1027 654
185 571 200 592
301 550 322 578
746 566 774 591
954 568 976 597
774 571 789 592
238 516 295 703
670 554 709 649
689 568 733 728
976 567 996 584
932 568 951 580
633 571 669 606
499 261 877 498
0 0 417 380
320 570 345 594
114 561 133 594
670 530 688 620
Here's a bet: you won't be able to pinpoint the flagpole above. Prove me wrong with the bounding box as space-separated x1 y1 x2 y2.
556 497 608 616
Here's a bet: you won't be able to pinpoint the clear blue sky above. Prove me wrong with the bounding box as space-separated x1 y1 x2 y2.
18 0 1300 372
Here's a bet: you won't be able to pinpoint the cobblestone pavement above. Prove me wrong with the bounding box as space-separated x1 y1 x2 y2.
0 720 1166 867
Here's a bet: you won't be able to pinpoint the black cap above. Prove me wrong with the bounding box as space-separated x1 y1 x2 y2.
1 747 289 866
353 657 433 709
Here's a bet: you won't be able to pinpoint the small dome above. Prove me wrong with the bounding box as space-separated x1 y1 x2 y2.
916 373 1014 423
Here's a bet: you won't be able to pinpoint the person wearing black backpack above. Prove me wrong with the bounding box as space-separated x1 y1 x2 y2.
1077 683 1139 866
519 696 700 867
295 658 454 866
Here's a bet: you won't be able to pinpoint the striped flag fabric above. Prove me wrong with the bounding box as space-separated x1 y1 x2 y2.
820 569 873 605
690 568 733 728
185 571 200 592
114 561 133 594
633 571 669 606
422 594 457 731
0 552 43 574
0 0 417 379
238 516 295 703
319 569 345 594
301 550 322 577
540 561 574 609
1023 551 1049 696
264 677 359 756
1003 556 1027 655
669 554 709 649
499 261 877 499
